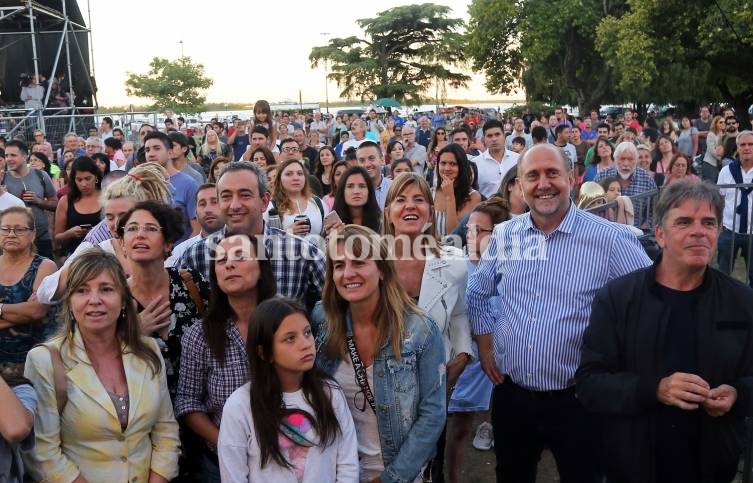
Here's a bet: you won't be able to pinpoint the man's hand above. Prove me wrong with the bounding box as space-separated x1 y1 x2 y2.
702 384 737 417
657 372 710 410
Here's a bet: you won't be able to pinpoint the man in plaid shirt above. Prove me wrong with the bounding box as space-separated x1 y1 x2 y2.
179 161 324 307
594 141 658 227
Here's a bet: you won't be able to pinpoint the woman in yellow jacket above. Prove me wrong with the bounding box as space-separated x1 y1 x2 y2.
23 249 180 483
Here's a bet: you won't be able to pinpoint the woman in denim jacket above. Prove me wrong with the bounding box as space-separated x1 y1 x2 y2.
311 224 446 483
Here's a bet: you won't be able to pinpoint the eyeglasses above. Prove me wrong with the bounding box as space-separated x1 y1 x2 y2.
726 121 738 125
353 386 368 412
282 146 299 153
464 225 493 236
123 224 162 235
0 226 33 236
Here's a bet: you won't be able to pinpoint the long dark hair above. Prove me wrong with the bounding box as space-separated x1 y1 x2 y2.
248 298 341 470
67 156 103 203
332 166 381 232
314 145 337 178
436 143 473 212
204 235 277 363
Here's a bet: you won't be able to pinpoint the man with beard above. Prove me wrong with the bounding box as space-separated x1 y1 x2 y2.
595 142 658 226
721 116 740 148
167 183 224 266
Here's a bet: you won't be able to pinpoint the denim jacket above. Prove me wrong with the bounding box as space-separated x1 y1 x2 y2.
311 302 447 483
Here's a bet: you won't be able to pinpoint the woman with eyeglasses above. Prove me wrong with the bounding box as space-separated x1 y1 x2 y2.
117 201 208 398
0 207 56 377
445 200 511 481
312 224 446 483
433 144 481 237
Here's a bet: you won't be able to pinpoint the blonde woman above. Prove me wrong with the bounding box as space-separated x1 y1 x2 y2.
265 159 328 238
23 249 180 483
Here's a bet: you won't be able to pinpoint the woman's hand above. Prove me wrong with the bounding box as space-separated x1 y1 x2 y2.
446 353 470 394
287 221 311 236
137 297 172 336
65 226 89 239
440 175 455 198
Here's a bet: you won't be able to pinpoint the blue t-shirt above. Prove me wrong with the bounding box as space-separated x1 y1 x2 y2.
231 134 250 161
169 171 199 243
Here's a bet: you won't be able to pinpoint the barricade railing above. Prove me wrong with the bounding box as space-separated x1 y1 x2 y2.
585 184 753 286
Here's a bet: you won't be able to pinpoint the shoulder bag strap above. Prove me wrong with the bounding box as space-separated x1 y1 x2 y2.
40 344 67 415
346 335 377 414
179 269 206 314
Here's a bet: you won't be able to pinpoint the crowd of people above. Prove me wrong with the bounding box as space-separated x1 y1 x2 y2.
0 99 752 483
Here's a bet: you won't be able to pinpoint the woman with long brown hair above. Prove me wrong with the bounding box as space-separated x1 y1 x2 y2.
312 224 446 483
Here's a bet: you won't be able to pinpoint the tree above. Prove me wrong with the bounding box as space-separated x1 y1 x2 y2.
309 3 469 104
596 0 753 119
125 56 213 113
466 0 624 113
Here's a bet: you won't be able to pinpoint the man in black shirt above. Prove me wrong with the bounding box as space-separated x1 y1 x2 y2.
577 180 753 483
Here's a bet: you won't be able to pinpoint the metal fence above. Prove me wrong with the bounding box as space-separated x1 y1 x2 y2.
585 183 753 286
0 108 164 151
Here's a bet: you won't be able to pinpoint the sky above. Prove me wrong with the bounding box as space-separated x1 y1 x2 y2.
77 0 522 107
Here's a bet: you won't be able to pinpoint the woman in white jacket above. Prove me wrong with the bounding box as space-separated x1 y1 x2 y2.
382 173 472 482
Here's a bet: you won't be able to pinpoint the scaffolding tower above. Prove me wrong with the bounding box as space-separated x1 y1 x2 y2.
0 0 96 143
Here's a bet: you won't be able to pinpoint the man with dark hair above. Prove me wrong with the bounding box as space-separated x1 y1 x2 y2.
356 141 391 209
694 106 712 156
167 183 224 266
144 131 200 241
474 119 519 198
531 125 549 145
577 180 753 483
164 118 175 133
100 116 114 140
293 128 318 171
178 161 325 309
241 125 279 161
3 140 58 258
168 131 205 185
554 124 576 168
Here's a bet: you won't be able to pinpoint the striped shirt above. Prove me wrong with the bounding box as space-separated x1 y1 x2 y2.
466 203 651 391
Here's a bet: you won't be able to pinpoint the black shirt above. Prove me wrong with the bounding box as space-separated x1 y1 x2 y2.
655 283 701 483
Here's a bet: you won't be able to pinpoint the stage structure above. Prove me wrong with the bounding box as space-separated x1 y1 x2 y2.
0 0 96 144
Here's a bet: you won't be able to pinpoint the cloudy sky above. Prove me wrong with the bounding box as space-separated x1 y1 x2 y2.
77 0 520 107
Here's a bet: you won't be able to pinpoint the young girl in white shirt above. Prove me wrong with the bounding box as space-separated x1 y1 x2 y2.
218 298 358 483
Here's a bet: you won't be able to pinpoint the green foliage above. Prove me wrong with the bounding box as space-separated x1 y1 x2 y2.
125 57 213 114
309 3 470 104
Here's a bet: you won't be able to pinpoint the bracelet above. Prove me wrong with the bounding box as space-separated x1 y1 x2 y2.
0 303 4 319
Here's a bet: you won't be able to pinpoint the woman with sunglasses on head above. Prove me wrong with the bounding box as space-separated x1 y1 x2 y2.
0 207 56 376
312 224 446 483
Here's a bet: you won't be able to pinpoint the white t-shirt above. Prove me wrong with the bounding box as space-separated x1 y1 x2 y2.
0 191 25 211
264 198 328 241
334 357 384 482
218 382 359 483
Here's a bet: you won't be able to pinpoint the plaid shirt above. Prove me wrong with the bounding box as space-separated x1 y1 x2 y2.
178 225 325 304
175 320 247 428
594 166 657 226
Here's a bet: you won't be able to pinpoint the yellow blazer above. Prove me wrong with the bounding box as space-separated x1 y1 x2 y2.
22 331 180 483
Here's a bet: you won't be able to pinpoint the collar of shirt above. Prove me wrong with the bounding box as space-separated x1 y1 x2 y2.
520 201 577 235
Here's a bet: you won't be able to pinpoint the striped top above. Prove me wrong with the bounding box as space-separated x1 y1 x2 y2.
466 202 651 391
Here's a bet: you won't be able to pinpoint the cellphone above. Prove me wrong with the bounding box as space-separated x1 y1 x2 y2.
323 211 342 227
79 224 92 229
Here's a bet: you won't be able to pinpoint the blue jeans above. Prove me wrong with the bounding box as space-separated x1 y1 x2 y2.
201 453 221 483
718 229 753 287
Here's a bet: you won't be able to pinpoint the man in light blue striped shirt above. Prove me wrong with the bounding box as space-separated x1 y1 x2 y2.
466 143 651 482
